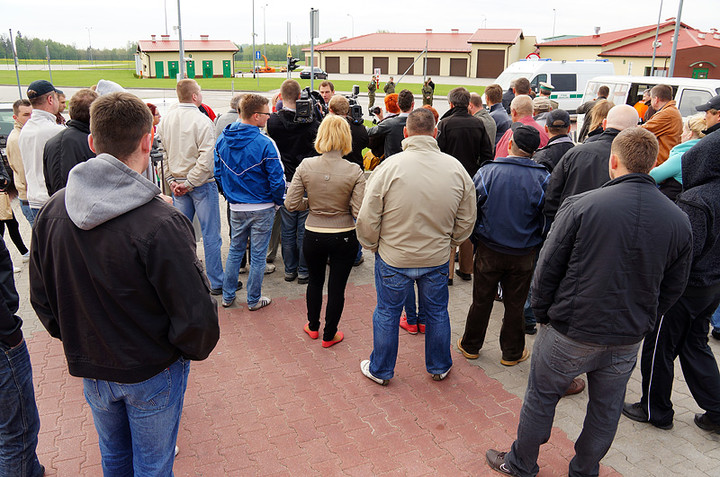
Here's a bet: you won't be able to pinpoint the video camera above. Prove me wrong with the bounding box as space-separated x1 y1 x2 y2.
295 87 325 124
345 85 364 125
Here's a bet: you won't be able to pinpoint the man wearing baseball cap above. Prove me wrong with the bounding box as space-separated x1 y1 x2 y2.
696 94 720 136
457 124 550 366
532 109 575 173
18 80 64 224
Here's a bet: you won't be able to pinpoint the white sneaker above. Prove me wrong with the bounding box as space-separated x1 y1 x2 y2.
248 296 271 311
432 366 452 381
13 266 21 273
264 263 276 274
175 445 179 457
360 359 389 386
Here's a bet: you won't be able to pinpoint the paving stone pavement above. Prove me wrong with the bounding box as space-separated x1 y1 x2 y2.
9 198 720 476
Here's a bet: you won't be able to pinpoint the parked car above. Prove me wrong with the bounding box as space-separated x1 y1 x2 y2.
300 67 328 80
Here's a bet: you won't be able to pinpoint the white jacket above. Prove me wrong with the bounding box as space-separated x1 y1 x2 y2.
18 109 64 208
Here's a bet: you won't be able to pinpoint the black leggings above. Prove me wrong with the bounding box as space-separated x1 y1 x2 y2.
0 215 27 255
303 229 358 341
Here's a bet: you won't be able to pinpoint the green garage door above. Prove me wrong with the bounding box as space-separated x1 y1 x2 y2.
203 60 213 78
155 61 164 78
168 61 179 80
187 60 196 78
223 60 232 78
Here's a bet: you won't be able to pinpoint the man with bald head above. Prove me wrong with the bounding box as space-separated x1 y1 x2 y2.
494 95 549 159
544 104 640 222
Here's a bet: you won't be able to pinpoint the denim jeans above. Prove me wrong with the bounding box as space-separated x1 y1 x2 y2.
712 303 720 332
29 208 40 228
19 200 35 228
505 325 639 477
83 358 190 477
0 340 43 477
223 207 274 306
403 285 426 326
369 254 451 379
172 182 223 289
279 205 308 278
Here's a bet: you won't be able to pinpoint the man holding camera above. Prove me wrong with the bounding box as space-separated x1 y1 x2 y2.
367 89 414 160
267 79 320 284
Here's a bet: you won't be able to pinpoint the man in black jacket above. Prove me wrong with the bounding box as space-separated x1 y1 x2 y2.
30 92 219 475
486 127 692 477
623 128 720 433
532 109 574 173
367 89 413 159
544 104 639 222
43 88 98 195
267 79 320 283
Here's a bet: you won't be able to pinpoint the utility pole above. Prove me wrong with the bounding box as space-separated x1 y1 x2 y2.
86 27 93 65
650 0 664 76
263 4 268 59
177 0 186 79
668 0 684 77
310 8 319 91
253 0 258 87
46 45 53 84
9 29 22 99
164 0 169 35
287 22 292 80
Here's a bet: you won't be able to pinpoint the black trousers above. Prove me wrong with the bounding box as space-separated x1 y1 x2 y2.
460 241 535 361
0 216 27 256
640 292 720 426
303 229 358 341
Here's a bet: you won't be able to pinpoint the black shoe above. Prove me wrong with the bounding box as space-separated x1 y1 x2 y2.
712 329 720 340
210 280 242 296
524 324 537 335
694 413 720 433
622 402 673 429
284 272 298 282
448 278 453 286
455 269 472 281
485 449 518 476
298 276 309 285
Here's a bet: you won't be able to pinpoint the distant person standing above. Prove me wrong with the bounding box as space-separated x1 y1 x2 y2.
384 77 396 95
422 79 434 106
367 75 378 110
468 92 497 147
214 93 243 137
158 79 225 294
6 99 34 226
54 89 67 125
577 85 610 142
486 84 511 145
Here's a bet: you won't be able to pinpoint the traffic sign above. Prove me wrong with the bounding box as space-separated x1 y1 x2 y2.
255 51 261 60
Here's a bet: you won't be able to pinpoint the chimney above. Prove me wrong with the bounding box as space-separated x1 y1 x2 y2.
161 35 170 41
151 35 156 42
451 29 459 34
426 29 432 34
698 32 706 39
200 35 209 41
714 33 720 40
593 27 601 37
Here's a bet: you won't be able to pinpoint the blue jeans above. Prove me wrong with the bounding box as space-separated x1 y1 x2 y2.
224 207 274 305
279 205 308 278
19 200 35 228
505 325 639 477
369 254 451 379
29 207 40 228
83 358 190 477
403 285 426 326
172 182 223 289
0 340 43 477
712 304 720 331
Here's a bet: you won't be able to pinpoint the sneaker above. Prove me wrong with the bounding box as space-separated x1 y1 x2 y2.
211 281 242 296
22 252 30 263
448 278 453 286
432 366 451 381
485 449 518 476
264 264 276 275
13 266 21 273
524 324 537 335
238 266 248 274
284 272 297 282
418 323 426 333
360 359 389 386
175 445 179 457
563 377 586 397
500 348 529 367
399 312 418 334
221 296 236 308
455 269 472 281
248 296 271 311
457 338 479 359
322 331 344 348
304 323 319 340
694 413 720 433
622 402 673 429
297 276 309 285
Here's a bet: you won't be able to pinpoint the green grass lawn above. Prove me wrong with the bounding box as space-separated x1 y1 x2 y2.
0 69 484 96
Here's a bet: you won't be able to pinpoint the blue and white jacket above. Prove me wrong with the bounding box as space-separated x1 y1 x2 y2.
214 122 285 206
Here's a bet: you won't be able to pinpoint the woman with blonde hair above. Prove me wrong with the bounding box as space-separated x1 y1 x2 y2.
584 99 615 142
285 114 366 348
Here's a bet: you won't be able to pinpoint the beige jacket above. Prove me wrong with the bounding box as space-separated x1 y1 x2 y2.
285 151 365 229
6 121 27 200
157 104 216 189
356 135 476 268
18 109 64 208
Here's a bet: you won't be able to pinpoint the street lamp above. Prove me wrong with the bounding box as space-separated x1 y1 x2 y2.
347 14 354 37
263 3 268 58
552 9 557 38
86 27 93 65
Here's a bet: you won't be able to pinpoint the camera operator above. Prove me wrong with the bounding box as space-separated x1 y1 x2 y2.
367 90 414 160
328 96 368 169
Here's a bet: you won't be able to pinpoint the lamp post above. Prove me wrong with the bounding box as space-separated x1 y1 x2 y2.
86 27 93 65
263 3 268 58
552 9 557 38
177 0 185 79
650 0 664 76
347 14 354 37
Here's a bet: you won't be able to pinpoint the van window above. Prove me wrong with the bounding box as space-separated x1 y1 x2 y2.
530 74 547 93
678 89 713 117
551 74 577 92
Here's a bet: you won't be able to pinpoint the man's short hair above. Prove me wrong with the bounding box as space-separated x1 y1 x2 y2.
598 85 610 98
68 89 99 124
176 79 200 102
611 128 659 174
328 95 349 116
28 92 53 108
240 94 269 121
319 80 335 92
510 95 533 117
281 79 301 103
651 84 673 102
514 77 531 95
448 87 470 109
12 99 30 115
385 93 400 114
230 93 244 112
314 114 352 155
406 108 435 136
469 92 483 108
397 89 414 112
485 84 503 104
90 92 152 160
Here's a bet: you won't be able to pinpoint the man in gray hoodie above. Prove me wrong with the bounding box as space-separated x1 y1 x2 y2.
30 92 219 475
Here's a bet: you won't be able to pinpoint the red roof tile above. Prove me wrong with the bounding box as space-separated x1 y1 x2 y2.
138 39 238 52
601 27 720 57
537 21 689 47
312 32 475 53
467 29 524 44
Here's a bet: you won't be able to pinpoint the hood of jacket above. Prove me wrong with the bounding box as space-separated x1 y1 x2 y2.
682 130 720 190
219 122 262 150
65 153 160 230
66 119 90 134
274 108 315 132
440 106 469 121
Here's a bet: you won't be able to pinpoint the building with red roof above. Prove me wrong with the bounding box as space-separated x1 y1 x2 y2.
136 35 238 79
537 21 720 79
305 29 536 78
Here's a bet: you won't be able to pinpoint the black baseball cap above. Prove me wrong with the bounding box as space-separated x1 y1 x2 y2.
511 123 541 154
26 80 57 100
546 109 571 128
696 94 720 112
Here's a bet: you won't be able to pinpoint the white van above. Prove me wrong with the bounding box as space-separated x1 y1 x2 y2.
582 76 720 117
494 59 615 113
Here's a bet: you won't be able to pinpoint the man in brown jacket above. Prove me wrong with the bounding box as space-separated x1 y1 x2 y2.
642 84 682 165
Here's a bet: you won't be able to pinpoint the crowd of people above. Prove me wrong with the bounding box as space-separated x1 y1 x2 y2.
1 72 720 477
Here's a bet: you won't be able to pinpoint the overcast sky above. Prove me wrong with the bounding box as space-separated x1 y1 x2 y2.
3 0 713 51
